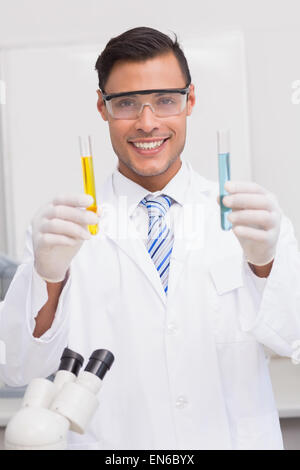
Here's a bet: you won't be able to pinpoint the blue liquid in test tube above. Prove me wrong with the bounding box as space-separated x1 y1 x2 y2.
217 129 232 231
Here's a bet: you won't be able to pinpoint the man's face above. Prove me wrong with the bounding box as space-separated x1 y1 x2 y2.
97 52 195 182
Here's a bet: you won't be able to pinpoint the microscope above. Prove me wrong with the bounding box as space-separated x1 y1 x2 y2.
4 347 114 450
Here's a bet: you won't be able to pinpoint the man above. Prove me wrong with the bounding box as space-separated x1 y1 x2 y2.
1 26 300 450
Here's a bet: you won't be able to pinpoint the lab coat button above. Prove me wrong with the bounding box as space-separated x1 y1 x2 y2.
167 323 178 335
175 395 188 409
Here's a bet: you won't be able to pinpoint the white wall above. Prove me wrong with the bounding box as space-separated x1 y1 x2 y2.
245 30 300 240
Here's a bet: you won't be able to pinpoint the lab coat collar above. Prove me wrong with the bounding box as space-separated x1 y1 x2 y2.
111 158 191 214
97 160 213 307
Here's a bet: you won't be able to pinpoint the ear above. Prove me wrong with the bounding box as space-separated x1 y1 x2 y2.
96 89 108 122
186 83 195 116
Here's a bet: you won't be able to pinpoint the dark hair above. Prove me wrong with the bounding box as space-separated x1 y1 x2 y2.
95 26 191 92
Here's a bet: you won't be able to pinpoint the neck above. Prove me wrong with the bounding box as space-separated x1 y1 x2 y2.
118 158 182 192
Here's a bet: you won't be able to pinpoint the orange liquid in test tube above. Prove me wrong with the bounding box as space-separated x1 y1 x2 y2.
79 135 98 235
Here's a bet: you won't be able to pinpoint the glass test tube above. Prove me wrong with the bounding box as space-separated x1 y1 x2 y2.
217 129 232 231
79 135 98 235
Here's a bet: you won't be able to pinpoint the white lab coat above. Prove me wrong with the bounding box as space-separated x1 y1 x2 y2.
1 160 300 450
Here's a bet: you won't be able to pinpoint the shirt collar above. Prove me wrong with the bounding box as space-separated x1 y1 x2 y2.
112 159 190 216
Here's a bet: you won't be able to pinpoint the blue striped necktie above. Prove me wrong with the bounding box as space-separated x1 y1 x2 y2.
139 194 174 295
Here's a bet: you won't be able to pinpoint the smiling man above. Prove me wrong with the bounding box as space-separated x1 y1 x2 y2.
1 27 300 451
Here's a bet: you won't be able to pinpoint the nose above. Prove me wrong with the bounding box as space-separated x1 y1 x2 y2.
134 103 160 133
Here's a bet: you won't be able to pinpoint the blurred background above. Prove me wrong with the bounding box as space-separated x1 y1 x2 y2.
0 0 300 450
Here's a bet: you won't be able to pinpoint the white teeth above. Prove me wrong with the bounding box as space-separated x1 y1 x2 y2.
132 140 165 149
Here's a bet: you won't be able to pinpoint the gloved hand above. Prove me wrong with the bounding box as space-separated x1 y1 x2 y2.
32 194 99 282
217 181 282 266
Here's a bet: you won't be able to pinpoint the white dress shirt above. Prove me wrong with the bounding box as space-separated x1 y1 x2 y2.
112 159 188 245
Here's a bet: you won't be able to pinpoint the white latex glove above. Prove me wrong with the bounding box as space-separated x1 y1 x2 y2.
32 194 99 282
217 181 282 266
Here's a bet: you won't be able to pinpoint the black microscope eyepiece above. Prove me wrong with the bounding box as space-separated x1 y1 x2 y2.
58 347 84 376
84 349 114 380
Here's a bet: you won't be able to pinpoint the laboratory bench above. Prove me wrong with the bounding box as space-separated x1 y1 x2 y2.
268 355 300 418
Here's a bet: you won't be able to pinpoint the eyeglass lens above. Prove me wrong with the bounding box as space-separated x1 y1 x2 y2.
107 92 187 119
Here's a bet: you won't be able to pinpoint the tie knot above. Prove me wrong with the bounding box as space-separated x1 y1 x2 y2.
140 194 173 218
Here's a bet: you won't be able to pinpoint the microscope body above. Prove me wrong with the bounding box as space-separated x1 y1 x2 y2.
4 349 114 450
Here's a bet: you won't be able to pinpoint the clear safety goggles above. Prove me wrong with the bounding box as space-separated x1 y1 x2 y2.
100 85 190 120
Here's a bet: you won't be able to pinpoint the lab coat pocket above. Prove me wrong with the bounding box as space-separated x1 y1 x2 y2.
208 255 255 344
209 254 243 295
235 410 283 450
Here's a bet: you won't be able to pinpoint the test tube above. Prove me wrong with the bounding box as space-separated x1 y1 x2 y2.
79 135 98 235
217 129 232 231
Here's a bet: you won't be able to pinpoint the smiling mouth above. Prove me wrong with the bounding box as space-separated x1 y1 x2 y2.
129 137 170 150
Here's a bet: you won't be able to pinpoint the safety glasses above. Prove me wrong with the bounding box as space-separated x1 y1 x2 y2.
100 85 190 120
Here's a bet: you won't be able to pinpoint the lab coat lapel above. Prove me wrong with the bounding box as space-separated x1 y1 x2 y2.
98 176 167 306
116 226 167 306
167 168 213 301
